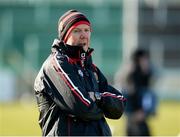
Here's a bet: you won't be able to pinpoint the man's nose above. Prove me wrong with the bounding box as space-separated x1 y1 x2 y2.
80 31 87 39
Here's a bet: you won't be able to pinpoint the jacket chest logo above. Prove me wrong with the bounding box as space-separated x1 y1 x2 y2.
78 69 84 77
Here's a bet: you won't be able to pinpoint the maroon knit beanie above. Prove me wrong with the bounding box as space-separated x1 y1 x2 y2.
58 9 91 42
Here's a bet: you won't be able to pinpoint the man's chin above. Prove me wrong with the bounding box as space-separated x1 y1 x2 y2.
83 46 89 52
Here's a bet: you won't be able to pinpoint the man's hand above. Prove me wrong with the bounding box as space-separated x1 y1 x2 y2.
88 92 96 102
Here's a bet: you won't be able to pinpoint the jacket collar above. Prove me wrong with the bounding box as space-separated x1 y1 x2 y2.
51 39 94 66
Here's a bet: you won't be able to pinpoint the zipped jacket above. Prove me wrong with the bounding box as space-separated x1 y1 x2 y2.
34 39 126 136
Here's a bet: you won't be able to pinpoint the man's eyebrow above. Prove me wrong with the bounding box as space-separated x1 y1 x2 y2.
74 28 80 30
75 27 90 30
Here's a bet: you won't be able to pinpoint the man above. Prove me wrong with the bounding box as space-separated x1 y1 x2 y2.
119 49 157 136
34 9 126 136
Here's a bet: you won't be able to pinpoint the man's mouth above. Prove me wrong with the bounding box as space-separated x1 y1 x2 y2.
79 43 86 46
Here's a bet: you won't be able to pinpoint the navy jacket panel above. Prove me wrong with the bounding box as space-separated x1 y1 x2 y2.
93 66 127 119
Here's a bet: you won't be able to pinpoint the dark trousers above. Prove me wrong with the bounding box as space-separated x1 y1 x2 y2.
126 118 150 136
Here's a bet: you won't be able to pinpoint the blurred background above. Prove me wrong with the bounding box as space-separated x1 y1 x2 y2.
0 0 179 136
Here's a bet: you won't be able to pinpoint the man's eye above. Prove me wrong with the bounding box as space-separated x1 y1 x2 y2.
85 29 90 32
73 29 80 33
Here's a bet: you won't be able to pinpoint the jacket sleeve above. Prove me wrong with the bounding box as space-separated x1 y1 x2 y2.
41 53 103 121
95 66 127 119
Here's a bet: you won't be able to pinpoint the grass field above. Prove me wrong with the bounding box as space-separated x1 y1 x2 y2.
0 101 180 136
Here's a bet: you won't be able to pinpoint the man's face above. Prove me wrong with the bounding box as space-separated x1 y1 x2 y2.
65 24 91 51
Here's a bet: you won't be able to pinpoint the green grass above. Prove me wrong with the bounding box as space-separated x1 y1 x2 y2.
107 101 180 136
0 102 41 136
0 101 180 136
148 101 180 136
